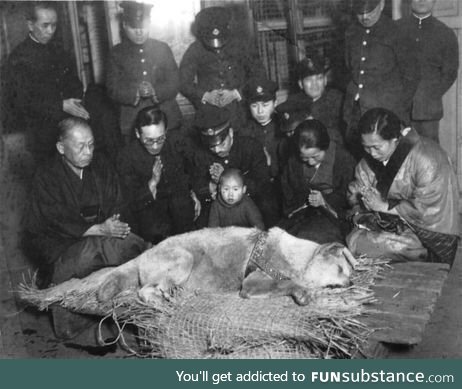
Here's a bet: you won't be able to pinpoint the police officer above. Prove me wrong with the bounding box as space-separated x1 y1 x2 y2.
179 6 266 130
344 0 419 157
190 105 278 227
396 0 459 143
106 1 182 143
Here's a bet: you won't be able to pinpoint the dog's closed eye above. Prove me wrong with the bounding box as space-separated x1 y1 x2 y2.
337 265 344 274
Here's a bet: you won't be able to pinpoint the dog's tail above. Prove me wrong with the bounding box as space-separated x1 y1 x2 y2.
96 260 140 302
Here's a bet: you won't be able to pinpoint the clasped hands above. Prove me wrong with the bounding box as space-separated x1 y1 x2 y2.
307 190 325 208
359 186 388 212
148 157 163 200
202 89 241 107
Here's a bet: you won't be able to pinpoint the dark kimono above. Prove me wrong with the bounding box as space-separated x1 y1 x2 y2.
117 137 196 242
208 195 265 230
26 154 146 286
347 128 459 265
280 143 356 243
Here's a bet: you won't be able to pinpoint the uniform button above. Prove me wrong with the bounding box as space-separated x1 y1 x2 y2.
366 29 370 34
361 57 366 61
360 70 365 75
362 41 367 46
143 71 147 76
139 49 144 53
416 38 420 42
141 58 145 63
228 66 232 70
224 159 229 164
359 84 363 88
220 83 225 87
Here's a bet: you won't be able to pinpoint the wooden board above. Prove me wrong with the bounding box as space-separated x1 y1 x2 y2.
359 262 449 349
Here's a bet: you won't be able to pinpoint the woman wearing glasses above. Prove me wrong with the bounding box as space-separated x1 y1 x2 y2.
117 106 201 244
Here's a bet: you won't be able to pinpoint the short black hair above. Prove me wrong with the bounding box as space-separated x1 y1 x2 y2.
57 117 91 141
358 108 403 140
26 1 57 22
219 168 245 187
135 106 168 132
294 119 330 151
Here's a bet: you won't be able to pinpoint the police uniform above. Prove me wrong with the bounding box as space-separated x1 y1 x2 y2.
179 7 266 129
240 77 283 178
396 13 459 142
106 2 182 137
190 105 278 227
344 2 419 130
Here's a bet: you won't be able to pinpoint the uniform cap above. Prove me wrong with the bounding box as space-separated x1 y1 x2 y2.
195 7 231 49
276 99 312 134
297 53 329 80
120 1 152 28
353 0 381 14
244 77 278 104
194 105 231 147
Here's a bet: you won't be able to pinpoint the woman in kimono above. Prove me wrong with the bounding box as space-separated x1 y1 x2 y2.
347 108 459 266
279 119 356 243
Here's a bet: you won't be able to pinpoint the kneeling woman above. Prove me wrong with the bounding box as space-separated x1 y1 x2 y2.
279 119 356 243
347 108 459 266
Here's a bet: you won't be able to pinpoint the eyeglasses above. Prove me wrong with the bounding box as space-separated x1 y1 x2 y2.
141 134 166 146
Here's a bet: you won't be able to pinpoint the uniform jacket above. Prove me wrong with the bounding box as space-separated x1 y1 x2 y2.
348 128 459 236
239 119 284 178
117 136 192 212
281 143 356 217
344 15 420 125
106 38 182 134
396 15 459 121
190 136 271 203
26 154 125 263
208 195 265 230
283 89 345 145
4 36 83 156
179 39 265 108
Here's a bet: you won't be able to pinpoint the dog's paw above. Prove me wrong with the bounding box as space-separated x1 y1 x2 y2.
291 287 311 306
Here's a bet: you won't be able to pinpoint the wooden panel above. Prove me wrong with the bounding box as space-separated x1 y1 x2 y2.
433 0 459 17
359 262 449 348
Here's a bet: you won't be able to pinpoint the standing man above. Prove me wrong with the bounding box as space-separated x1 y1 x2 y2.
180 6 266 130
5 1 89 165
106 1 182 143
343 0 419 157
397 0 459 143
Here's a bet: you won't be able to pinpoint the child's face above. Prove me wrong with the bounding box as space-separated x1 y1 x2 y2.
219 176 246 205
299 74 327 100
250 100 276 125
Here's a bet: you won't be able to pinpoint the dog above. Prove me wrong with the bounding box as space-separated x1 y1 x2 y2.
97 227 358 306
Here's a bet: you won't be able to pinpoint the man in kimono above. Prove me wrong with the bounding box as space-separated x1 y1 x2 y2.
106 1 182 143
26 117 147 343
4 1 89 165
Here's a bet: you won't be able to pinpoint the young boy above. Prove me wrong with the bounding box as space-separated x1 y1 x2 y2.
242 77 282 179
284 53 345 146
208 168 265 230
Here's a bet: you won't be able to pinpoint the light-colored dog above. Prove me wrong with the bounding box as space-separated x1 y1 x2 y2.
97 227 357 305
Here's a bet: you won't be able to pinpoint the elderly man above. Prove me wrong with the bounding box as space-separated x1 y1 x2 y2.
343 0 419 157
117 106 200 243
396 0 459 143
190 105 278 227
26 117 147 342
106 1 182 143
4 1 89 165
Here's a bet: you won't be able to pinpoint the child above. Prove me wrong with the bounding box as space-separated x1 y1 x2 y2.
208 168 265 230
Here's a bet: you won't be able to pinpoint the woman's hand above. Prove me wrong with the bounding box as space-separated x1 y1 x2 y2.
360 186 388 212
190 191 202 221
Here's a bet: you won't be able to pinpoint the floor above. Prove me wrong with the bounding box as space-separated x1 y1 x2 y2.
0 133 461 358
